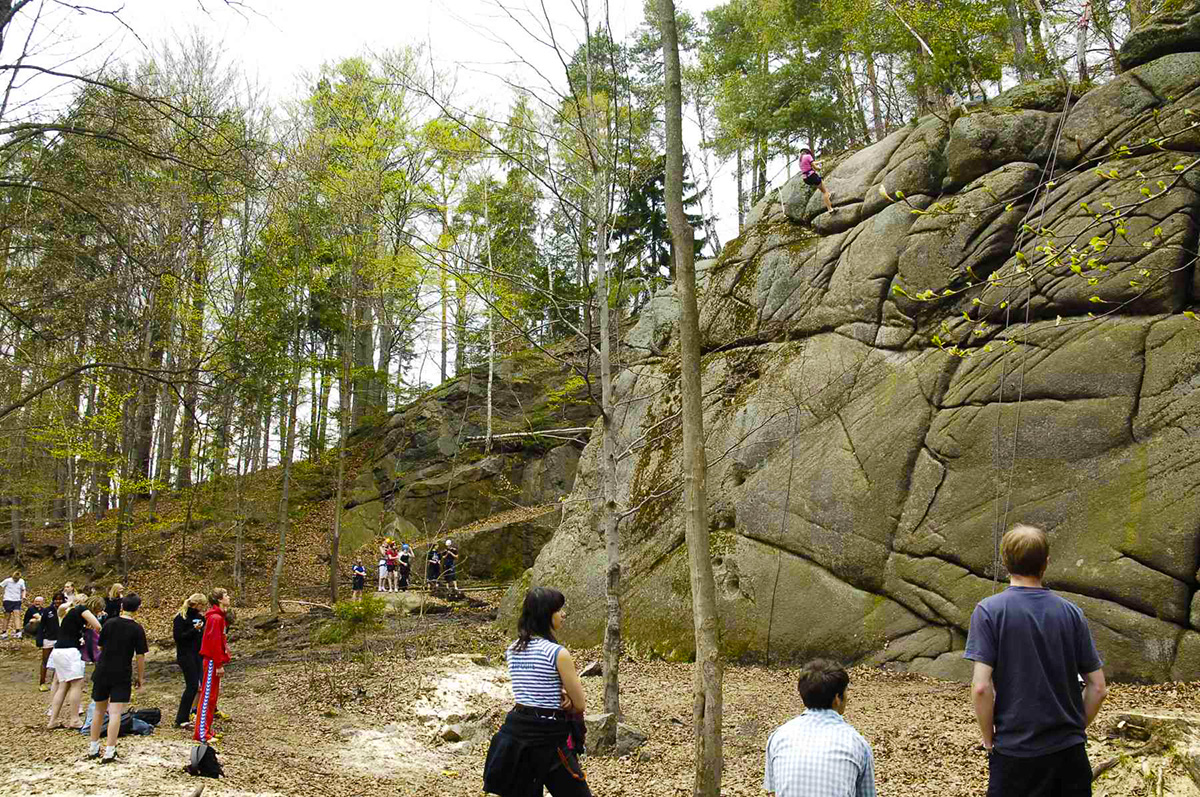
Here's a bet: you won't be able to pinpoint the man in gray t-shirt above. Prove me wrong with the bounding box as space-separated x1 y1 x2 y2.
964 524 1108 796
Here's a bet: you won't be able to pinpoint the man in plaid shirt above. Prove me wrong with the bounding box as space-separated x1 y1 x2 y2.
764 659 876 797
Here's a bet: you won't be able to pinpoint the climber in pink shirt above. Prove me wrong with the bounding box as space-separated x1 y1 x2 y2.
800 147 833 213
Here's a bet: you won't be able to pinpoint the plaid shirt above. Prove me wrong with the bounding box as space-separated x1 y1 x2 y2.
764 709 877 797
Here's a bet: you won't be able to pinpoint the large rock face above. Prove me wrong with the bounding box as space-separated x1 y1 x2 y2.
343 350 596 577
504 31 1200 681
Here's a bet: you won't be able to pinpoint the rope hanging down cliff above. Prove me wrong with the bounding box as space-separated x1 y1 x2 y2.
990 81 1076 592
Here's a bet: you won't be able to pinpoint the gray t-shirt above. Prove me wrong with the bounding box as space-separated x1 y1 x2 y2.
964 586 1102 757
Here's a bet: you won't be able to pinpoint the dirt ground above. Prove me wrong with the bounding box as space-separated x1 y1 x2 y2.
1 609 1197 797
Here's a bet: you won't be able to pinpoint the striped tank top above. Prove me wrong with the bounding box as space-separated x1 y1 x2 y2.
505 636 564 709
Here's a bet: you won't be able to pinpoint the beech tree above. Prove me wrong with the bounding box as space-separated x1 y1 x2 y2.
661 2 723 793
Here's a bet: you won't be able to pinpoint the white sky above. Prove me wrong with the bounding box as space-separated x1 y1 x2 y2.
50 0 745 240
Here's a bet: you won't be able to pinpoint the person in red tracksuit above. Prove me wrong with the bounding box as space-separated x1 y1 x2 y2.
194 587 231 744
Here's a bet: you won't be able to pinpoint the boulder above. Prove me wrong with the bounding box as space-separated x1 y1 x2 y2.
502 51 1200 683
1118 0 1200 71
615 723 648 757
584 712 617 754
252 614 282 631
582 714 647 757
944 110 1060 187
579 661 603 677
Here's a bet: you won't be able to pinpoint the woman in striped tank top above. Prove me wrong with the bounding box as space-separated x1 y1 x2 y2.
483 586 590 796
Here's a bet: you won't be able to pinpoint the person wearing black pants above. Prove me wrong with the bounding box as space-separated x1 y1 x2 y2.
172 593 206 729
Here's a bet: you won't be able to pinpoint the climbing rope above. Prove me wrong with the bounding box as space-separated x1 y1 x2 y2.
991 81 1076 591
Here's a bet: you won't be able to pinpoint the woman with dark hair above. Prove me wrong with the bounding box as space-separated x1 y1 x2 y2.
799 147 833 213
483 586 589 796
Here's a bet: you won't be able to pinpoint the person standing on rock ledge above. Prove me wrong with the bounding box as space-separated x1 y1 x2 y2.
483 586 589 797
965 523 1108 797
398 543 413 591
799 147 833 214
763 659 876 797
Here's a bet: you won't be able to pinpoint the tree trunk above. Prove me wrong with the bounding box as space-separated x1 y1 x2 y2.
1093 0 1122 74
582 0 622 730
1006 0 1031 79
440 213 450 383
271 338 303 615
865 56 885 141
484 180 496 452
662 4 723 794
178 215 207 490
331 289 352 605
1027 2 1052 78
352 279 374 428
234 440 246 605
9 498 21 566
260 401 272 470
844 51 870 143
736 147 745 233
317 365 332 453
1076 5 1090 83
1128 0 1151 27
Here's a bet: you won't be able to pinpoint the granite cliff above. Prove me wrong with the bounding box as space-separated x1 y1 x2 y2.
503 4 1200 682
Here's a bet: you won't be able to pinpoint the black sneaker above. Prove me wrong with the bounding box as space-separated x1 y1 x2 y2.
99 752 117 764
86 750 101 761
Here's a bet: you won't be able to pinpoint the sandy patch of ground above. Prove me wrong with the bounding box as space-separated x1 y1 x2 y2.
340 653 510 778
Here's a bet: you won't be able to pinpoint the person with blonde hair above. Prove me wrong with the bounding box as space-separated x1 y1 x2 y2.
173 593 207 728
81 595 103 667
965 523 1108 796
1 569 26 639
46 593 101 728
103 584 124 625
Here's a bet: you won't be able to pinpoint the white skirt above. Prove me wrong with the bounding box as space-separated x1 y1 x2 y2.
46 647 85 682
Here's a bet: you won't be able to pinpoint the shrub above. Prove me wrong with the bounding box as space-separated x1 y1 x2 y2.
312 595 387 645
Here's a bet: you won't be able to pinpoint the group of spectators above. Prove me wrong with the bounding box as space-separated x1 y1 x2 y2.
0 576 148 763
1 571 234 768
485 524 1111 797
362 538 459 598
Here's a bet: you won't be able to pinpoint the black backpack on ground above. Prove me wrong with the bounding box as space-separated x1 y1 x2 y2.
132 708 161 727
186 744 224 779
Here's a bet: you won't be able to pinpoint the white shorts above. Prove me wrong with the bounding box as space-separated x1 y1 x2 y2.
42 638 56 650
46 647 85 681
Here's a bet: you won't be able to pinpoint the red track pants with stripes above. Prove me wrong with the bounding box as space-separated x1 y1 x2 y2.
193 657 222 742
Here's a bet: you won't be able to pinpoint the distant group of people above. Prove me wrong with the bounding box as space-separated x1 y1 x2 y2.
356 537 459 599
485 524 1110 797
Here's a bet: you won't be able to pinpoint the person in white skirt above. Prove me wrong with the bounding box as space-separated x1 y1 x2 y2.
47 595 102 728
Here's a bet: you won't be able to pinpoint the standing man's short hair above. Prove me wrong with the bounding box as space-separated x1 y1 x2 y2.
1001 524 1049 576
796 659 850 709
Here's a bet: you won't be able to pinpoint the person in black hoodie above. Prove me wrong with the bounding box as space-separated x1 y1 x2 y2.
173 593 206 728
37 592 64 691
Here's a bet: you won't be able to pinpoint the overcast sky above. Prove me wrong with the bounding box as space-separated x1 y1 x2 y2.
39 0 750 238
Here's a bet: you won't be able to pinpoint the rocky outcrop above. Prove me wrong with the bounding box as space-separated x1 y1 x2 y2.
505 23 1200 682
1119 0 1200 70
342 351 596 576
